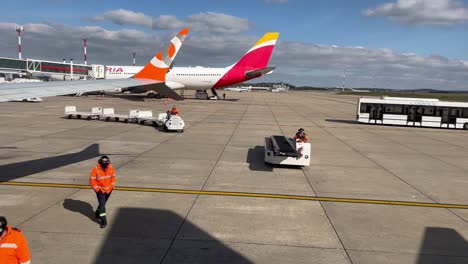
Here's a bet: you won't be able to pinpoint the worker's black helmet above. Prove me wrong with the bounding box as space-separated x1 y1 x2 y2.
0 216 7 233
98 155 110 164
298 128 305 132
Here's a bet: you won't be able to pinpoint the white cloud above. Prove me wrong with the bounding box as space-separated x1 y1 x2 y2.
364 0 468 25
92 9 152 28
93 9 252 34
184 12 252 34
268 41 468 89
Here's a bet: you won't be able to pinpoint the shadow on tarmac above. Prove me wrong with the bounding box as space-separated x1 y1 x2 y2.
416 227 468 264
93 207 252 264
325 119 357 125
0 144 100 182
107 94 147 102
247 146 273 172
63 199 100 224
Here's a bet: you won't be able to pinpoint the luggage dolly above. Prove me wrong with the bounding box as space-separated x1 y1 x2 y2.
102 108 139 123
65 106 102 120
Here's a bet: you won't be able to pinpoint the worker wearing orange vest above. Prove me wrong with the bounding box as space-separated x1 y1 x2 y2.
0 216 31 264
89 156 116 228
170 105 180 115
293 128 309 143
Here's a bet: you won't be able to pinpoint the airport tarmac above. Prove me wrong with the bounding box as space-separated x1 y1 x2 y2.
0 91 467 263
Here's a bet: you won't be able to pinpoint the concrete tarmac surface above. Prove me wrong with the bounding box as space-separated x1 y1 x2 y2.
0 91 467 263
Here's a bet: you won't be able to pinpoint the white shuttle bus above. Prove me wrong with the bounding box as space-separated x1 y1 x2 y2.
357 97 468 130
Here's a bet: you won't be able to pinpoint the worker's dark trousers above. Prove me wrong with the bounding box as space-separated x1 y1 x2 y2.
95 191 112 224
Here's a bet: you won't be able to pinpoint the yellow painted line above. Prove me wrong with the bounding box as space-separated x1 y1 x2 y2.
2 181 468 209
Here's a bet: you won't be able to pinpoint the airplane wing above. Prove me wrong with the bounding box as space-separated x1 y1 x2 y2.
245 67 275 78
0 79 184 102
0 28 190 102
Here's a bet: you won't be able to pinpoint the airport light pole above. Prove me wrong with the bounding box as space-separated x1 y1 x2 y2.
342 69 346 92
133 52 136 66
16 25 24 59
70 59 74 80
83 37 88 65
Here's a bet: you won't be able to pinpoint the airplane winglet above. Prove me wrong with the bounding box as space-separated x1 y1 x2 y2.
134 28 190 81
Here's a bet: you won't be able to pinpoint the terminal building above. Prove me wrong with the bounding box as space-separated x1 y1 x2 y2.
0 57 105 81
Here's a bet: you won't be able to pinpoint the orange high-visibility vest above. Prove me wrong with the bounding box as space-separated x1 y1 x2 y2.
294 133 309 143
170 108 179 115
0 226 31 264
89 164 116 194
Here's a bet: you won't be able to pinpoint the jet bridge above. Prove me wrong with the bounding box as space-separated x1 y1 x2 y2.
0 57 101 79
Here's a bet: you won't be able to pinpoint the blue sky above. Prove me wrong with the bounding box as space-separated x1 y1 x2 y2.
1 0 468 89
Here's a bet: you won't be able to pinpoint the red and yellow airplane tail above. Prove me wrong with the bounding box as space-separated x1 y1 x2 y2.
134 28 190 81
235 32 279 70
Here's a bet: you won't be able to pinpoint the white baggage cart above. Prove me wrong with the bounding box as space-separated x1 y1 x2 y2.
136 111 159 125
65 106 102 120
102 108 139 123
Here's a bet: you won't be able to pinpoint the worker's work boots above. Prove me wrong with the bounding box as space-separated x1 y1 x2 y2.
94 210 101 220
100 217 107 228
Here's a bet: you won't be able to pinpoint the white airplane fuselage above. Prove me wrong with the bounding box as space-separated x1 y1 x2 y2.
105 65 230 91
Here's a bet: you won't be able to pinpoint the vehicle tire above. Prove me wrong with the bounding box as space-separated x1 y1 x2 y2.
163 125 168 132
105 117 111 122
179 129 184 133
155 94 162 99
124 119 128 123
464 123 468 130
86 116 92 120
115 117 119 122
67 114 73 119
140 120 145 125
152 121 158 127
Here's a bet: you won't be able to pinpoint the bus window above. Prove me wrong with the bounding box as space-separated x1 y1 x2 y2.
450 108 458 117
360 103 369 113
384 105 403 114
423 106 435 116
462 109 468 118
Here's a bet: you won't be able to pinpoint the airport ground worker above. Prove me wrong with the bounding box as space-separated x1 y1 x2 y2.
89 155 116 228
170 105 180 115
293 128 309 143
0 216 31 264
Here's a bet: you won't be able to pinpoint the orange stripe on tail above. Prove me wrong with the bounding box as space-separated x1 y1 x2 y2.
134 28 190 81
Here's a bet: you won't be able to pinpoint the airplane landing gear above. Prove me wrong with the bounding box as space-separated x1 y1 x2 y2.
211 88 219 99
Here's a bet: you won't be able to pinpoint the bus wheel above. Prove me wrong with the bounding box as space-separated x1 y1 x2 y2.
464 123 468 130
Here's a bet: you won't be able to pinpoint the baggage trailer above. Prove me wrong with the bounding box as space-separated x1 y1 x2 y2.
264 135 311 166
65 106 102 120
102 108 139 123
136 111 159 125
